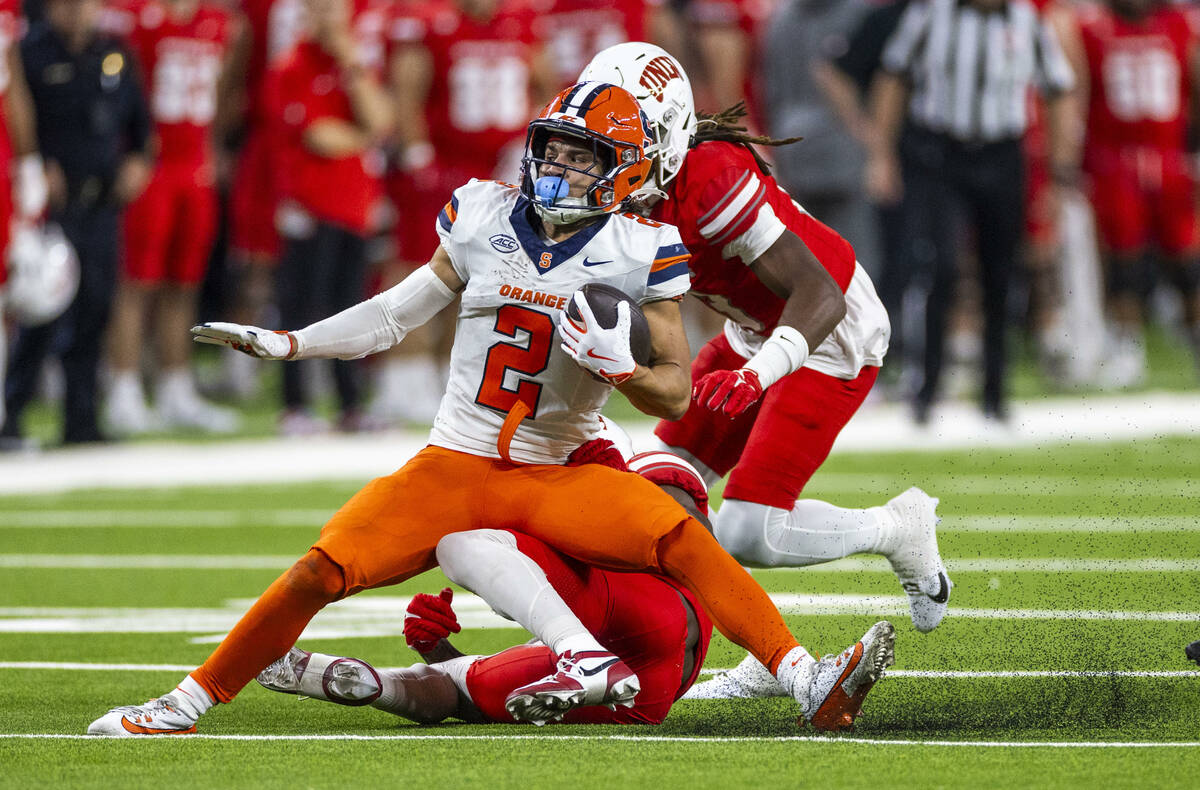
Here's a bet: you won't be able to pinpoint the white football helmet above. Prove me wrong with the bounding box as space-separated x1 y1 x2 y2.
4 221 80 327
579 42 695 189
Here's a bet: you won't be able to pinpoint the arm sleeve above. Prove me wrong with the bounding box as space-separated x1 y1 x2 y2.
291 265 457 359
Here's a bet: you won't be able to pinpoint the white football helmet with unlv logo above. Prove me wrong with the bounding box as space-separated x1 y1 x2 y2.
579 42 695 189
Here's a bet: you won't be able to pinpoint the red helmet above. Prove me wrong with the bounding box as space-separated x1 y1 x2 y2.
520 82 654 225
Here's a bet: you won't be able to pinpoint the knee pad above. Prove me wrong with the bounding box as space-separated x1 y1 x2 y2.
435 529 516 586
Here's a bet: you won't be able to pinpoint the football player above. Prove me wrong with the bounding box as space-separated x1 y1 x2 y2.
87 82 894 737
1077 0 1200 385
256 450 716 726
102 0 241 435
580 43 945 694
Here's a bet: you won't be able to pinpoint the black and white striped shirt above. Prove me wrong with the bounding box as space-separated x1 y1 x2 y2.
882 0 1075 143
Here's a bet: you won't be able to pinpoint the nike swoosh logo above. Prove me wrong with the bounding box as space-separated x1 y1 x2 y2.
927 571 950 604
579 658 620 677
582 257 612 267
586 350 617 362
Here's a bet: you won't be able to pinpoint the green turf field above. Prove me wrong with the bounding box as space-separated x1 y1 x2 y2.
1 437 1198 788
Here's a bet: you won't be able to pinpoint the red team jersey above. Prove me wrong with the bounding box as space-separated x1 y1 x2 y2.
1079 2 1200 255
419 3 539 176
531 0 648 91
125 0 233 169
652 141 856 335
652 141 889 510
1080 2 1197 151
268 40 384 234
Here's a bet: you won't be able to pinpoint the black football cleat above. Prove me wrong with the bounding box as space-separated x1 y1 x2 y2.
1186 640 1200 667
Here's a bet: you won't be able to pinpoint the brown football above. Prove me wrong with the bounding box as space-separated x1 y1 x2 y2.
566 283 652 365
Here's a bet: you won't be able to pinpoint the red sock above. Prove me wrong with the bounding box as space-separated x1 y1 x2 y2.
192 550 345 703
656 518 800 673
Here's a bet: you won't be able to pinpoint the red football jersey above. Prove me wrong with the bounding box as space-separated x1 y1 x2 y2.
530 0 648 91
1079 3 1199 151
268 40 383 233
652 141 856 336
126 0 233 167
418 3 539 176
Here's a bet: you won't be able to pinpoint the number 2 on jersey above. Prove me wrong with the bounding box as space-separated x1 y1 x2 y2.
475 305 554 416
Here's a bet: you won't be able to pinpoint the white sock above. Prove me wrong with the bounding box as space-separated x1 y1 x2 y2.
173 674 214 719
554 633 607 657
436 530 604 656
773 646 817 697
715 499 891 567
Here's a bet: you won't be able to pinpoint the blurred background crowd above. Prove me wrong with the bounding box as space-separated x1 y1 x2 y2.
1 0 1198 447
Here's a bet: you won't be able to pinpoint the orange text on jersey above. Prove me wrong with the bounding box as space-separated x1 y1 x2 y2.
498 284 569 310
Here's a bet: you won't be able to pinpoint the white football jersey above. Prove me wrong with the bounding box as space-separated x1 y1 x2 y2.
429 180 691 464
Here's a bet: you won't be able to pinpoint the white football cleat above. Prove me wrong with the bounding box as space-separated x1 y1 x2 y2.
682 652 786 700
504 650 639 726
884 487 952 633
257 647 382 706
87 695 198 736
797 621 895 732
103 379 160 436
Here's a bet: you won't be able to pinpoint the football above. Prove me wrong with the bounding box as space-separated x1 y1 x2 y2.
566 283 652 365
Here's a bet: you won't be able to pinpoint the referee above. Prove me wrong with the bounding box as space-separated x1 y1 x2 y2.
869 0 1078 423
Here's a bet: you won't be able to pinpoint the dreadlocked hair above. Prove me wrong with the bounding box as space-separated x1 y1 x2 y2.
691 102 802 175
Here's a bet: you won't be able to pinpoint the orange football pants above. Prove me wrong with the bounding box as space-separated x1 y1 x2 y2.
193 446 799 702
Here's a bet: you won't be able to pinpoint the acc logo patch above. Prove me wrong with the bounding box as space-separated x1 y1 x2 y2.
489 234 519 253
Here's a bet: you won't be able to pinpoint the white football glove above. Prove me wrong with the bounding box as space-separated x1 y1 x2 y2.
191 322 296 360
556 292 637 385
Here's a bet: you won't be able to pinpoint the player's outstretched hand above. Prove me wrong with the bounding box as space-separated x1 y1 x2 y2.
404 587 461 653
694 368 763 418
557 292 637 385
191 322 296 360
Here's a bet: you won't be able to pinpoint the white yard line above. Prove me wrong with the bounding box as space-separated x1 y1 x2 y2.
0 392 1197 495
4 554 1199 572
0 593 1196 638
1 733 1197 747
2 662 1196 680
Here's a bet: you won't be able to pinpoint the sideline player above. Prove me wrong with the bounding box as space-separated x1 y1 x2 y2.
581 43 940 695
87 83 895 736
1077 0 1200 385
257 451 716 726
104 0 240 435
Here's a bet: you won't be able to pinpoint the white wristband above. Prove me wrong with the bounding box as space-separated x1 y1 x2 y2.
742 325 810 389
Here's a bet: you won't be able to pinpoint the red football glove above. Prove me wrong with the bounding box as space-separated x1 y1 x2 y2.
404 587 461 653
693 368 764 418
566 438 629 471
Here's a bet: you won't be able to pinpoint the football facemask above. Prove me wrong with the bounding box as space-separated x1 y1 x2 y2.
520 82 653 226
579 42 696 190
